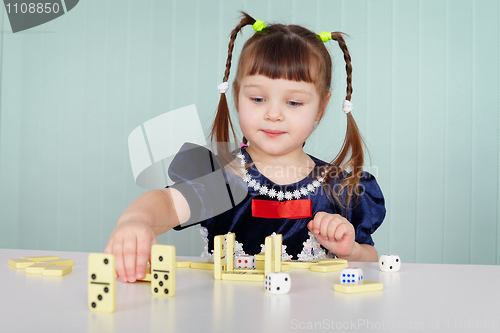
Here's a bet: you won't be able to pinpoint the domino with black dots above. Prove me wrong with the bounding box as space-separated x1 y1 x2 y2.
88 253 116 313
151 245 176 297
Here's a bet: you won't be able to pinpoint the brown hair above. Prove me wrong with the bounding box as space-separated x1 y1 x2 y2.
211 12 365 210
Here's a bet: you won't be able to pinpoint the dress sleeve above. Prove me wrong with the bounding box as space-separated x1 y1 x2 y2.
341 172 386 246
167 142 247 230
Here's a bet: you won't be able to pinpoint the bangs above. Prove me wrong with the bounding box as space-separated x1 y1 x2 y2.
242 32 321 83
233 24 332 105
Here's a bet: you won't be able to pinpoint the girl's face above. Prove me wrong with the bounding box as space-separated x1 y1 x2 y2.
238 74 328 159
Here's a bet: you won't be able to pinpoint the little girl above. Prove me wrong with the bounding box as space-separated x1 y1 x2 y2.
106 12 385 283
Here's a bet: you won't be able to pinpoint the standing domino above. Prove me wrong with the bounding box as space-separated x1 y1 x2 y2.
379 254 401 272
88 253 116 313
151 245 176 297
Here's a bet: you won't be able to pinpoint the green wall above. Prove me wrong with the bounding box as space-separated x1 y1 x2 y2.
1 0 499 264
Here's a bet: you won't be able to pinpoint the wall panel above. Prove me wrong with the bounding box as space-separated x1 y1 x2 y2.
0 0 498 263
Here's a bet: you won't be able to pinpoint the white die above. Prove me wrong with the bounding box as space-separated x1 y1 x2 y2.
340 267 364 284
379 254 401 272
264 272 291 294
236 255 255 269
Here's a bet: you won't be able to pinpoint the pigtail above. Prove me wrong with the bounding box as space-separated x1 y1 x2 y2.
326 32 365 210
210 12 256 165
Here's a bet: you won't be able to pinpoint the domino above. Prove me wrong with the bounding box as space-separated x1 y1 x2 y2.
310 259 349 273
317 258 348 264
213 235 226 280
138 273 152 282
235 267 265 274
221 271 265 282
334 281 383 294
283 260 318 269
26 262 55 274
190 261 214 270
42 265 72 277
88 253 116 313
273 234 282 273
41 258 75 266
264 236 274 275
21 255 60 262
8 259 36 269
175 258 193 268
254 253 265 261
151 245 175 297
226 233 235 273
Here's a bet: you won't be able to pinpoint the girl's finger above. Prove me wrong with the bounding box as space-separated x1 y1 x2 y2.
123 235 138 283
113 240 127 283
135 235 151 280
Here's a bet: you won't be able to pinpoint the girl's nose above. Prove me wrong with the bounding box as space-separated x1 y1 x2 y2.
264 103 284 121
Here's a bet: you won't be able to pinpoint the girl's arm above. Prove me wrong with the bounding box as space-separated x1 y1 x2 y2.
307 212 378 262
341 243 378 262
104 188 190 282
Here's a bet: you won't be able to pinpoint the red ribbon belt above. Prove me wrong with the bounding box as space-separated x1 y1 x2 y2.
252 199 312 219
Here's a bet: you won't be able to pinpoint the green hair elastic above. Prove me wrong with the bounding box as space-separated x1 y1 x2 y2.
318 31 332 43
252 20 266 32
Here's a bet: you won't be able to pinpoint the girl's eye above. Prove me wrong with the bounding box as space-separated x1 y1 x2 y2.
288 101 303 107
251 97 265 103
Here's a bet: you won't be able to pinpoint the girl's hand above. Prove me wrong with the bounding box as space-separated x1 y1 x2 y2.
307 212 355 258
104 220 158 283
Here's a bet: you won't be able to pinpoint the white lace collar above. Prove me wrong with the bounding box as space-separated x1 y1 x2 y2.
236 149 326 201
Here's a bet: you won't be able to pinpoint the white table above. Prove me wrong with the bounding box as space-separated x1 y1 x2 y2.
1 248 499 332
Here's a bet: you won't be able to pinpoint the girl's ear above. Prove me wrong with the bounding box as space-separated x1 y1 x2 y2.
316 91 332 121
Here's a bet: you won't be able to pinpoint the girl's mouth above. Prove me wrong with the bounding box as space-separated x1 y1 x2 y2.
262 130 285 138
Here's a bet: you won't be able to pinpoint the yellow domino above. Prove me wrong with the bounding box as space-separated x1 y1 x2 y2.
281 263 291 272
9 259 36 269
334 281 384 294
150 245 176 297
175 259 193 268
190 261 214 270
42 265 72 277
213 235 225 280
40 259 74 266
254 253 265 261
317 258 348 264
235 268 265 274
284 260 318 269
21 256 60 262
310 261 348 273
226 233 235 273
88 253 116 312
26 262 55 274
264 236 274 275
274 234 282 273
138 273 152 282
221 272 265 282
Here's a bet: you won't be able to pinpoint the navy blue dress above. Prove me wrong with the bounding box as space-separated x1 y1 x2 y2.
169 143 385 259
